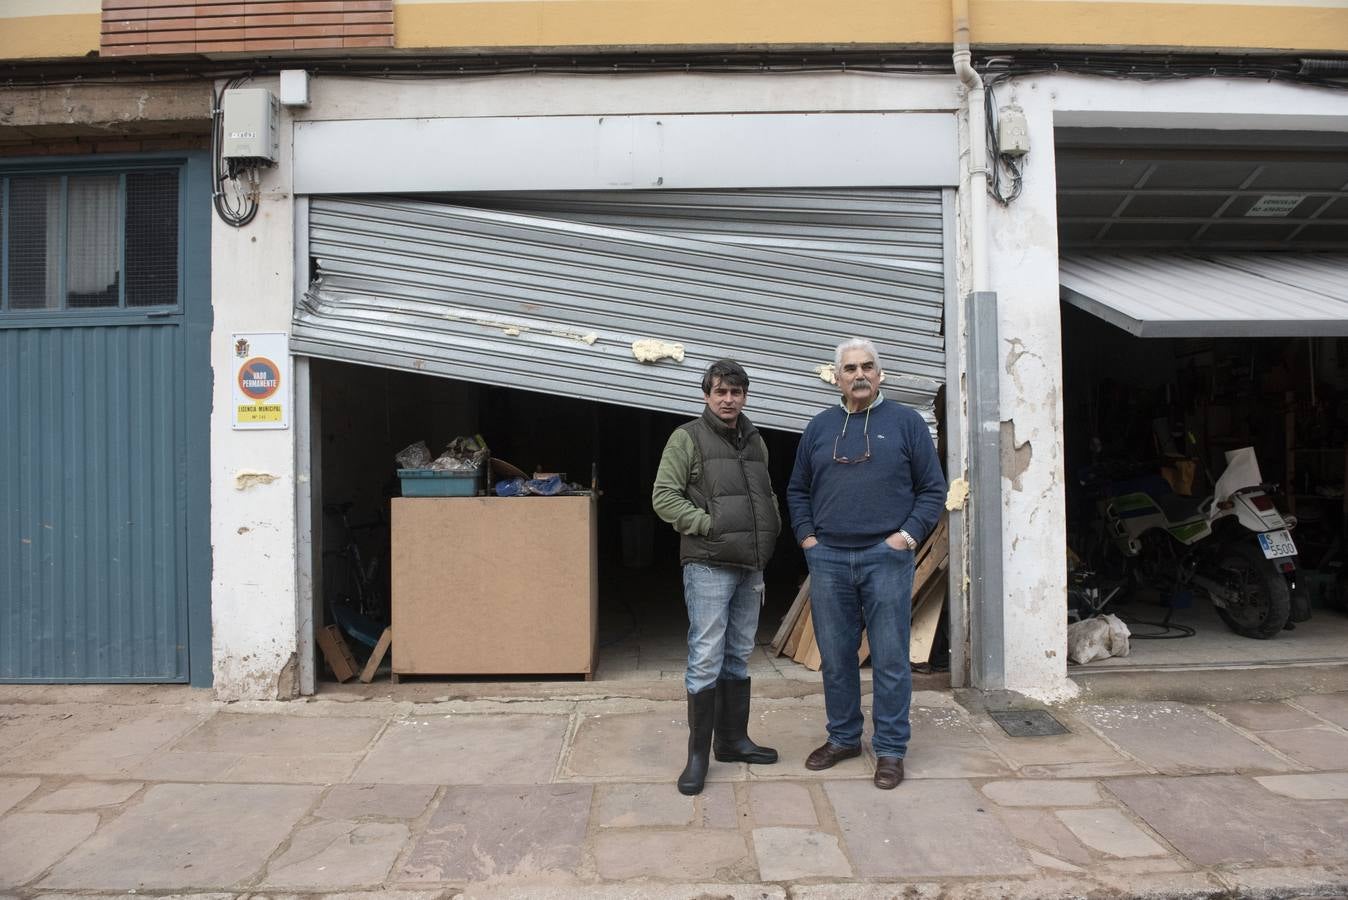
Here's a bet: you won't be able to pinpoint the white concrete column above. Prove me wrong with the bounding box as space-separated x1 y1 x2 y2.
209 77 301 700
985 81 1074 701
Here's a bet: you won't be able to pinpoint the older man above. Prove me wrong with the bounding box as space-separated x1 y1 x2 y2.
787 339 945 789
653 359 782 795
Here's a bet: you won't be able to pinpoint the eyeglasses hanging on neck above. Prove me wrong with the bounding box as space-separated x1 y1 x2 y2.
832 405 873 464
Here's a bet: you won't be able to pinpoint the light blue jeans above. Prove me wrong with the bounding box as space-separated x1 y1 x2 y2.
804 540 914 758
683 563 764 693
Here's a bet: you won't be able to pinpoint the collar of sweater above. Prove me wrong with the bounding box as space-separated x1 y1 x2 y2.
839 391 886 415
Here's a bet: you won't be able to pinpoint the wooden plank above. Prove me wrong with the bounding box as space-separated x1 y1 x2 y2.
801 632 823 671
911 515 949 596
358 626 393 683
317 624 359 682
909 571 948 665
783 601 811 659
792 610 817 665
771 576 811 653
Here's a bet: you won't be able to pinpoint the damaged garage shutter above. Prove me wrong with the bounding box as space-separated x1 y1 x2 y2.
297 189 948 433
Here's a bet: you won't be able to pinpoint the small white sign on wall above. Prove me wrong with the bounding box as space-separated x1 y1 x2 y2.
231 332 290 430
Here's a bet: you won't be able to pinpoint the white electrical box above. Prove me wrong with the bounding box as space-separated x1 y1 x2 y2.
221 88 279 163
997 106 1030 157
279 70 310 107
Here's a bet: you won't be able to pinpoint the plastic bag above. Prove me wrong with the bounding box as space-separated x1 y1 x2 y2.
395 440 432 469
1066 613 1131 665
430 435 489 471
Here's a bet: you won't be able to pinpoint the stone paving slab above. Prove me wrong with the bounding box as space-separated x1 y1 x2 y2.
825 779 1034 878
314 783 438 820
988 807 1094 867
4 709 209 777
40 782 320 890
747 781 817 825
129 750 242 781
745 706 870 780
1053 808 1169 858
566 709 740 782
903 708 1014 779
979 779 1102 807
1253 726 1348 769
1209 699 1323 731
1074 702 1297 774
753 826 852 880
1255 772 1348 800
593 829 754 880
0 812 99 888
1294 692 1348 729
453 885 786 900
1105 774 1348 866
699 781 738 828
28 781 141 811
973 712 1130 768
260 820 409 889
173 713 384 755
355 715 569 785
594 782 695 826
398 784 591 882
0 777 39 816
222 752 361 784
33 894 236 900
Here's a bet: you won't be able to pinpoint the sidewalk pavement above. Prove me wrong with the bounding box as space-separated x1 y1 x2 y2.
1 680 1347 899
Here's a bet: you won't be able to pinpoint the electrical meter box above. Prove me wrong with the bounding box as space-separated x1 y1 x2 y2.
221 89 279 163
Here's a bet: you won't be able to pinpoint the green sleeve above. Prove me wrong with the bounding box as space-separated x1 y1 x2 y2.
651 429 712 537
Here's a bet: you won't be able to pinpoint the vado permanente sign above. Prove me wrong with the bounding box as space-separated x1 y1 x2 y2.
232 333 290 430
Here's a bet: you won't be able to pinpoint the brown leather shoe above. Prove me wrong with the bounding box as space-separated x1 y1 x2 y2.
874 757 904 790
805 741 862 771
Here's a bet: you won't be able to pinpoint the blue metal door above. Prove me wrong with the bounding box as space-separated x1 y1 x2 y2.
0 155 211 684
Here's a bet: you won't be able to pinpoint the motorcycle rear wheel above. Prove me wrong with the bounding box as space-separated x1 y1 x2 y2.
1212 543 1290 639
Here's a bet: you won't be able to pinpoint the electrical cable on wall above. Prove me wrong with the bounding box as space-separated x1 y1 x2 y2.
211 75 260 228
983 77 1024 206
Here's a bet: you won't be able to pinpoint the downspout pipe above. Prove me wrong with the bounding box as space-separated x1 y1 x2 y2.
953 0 1006 690
952 0 988 293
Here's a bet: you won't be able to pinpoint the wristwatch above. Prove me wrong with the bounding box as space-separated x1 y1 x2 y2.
898 530 918 551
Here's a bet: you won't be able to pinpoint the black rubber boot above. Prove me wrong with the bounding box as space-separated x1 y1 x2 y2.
713 676 778 764
677 685 717 795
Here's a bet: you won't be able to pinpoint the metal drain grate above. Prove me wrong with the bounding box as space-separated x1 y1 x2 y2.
989 709 1070 737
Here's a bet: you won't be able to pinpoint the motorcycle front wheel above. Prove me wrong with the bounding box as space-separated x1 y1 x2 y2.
1212 543 1291 639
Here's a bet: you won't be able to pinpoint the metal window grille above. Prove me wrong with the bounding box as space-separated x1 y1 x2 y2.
125 170 179 307
66 174 121 309
1 167 180 313
7 177 61 311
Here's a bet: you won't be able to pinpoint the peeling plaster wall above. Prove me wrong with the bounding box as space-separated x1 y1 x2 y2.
210 76 299 700
987 75 1348 702
985 77 1070 700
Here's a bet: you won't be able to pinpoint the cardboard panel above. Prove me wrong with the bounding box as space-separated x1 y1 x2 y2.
391 496 597 675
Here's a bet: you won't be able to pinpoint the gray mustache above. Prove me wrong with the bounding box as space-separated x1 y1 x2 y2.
850 378 871 389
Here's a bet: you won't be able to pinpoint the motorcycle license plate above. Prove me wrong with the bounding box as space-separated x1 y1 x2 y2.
1257 529 1297 559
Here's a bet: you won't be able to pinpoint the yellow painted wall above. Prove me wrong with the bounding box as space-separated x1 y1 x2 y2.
0 0 1344 62
0 2 99 60
393 0 1348 54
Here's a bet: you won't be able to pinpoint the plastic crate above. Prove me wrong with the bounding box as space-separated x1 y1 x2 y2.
397 467 483 497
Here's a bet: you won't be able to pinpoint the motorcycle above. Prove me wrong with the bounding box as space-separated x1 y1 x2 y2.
1096 447 1303 639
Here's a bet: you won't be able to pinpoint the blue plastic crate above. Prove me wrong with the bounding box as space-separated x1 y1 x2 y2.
398 467 483 497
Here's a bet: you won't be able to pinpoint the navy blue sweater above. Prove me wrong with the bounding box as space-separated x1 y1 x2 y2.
787 395 946 548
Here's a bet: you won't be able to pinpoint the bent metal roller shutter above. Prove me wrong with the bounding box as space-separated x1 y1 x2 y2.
296 189 948 433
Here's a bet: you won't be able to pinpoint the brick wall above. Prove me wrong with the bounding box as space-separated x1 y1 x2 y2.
101 0 394 56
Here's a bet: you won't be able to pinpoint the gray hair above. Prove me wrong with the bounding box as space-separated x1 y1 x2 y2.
834 338 882 373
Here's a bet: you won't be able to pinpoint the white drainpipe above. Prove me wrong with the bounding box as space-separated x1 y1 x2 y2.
952 0 989 293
